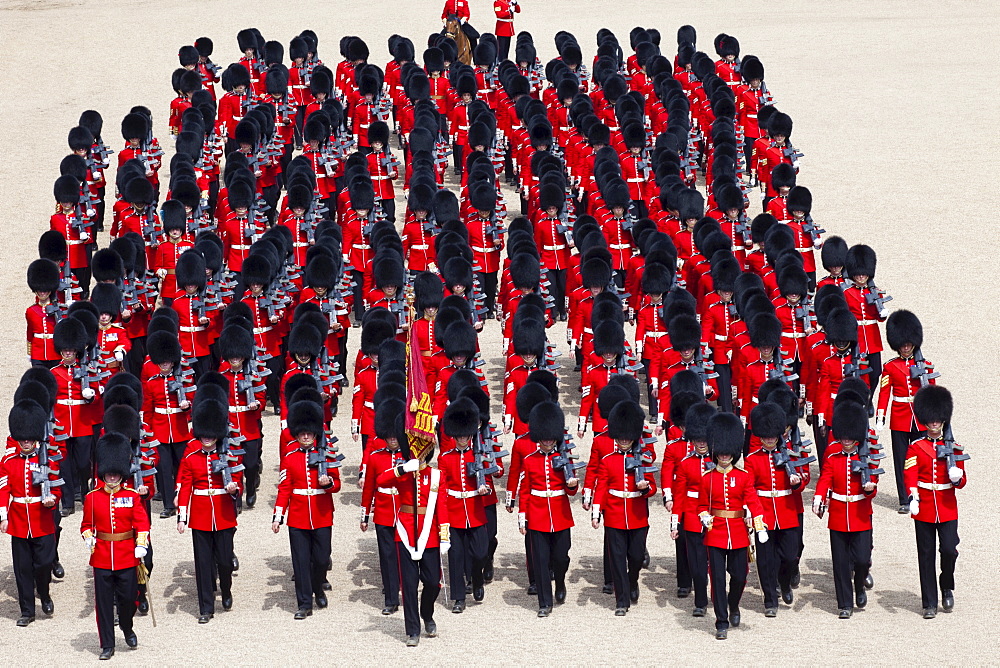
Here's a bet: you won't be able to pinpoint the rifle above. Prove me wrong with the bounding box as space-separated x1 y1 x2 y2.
782 143 804 166
211 433 246 513
692 348 721 387
237 359 267 406
466 426 504 490
625 441 659 486
130 444 157 492
31 439 65 502
554 221 574 246
771 436 816 481
851 434 885 488
307 430 345 478
801 214 825 244
908 349 940 387
732 212 750 246
842 344 871 380
863 279 893 317
936 424 970 471
794 296 818 332
551 432 586 484
167 362 195 405
92 140 114 168
141 203 162 245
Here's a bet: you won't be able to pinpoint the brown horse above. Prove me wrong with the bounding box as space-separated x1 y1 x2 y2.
444 16 473 65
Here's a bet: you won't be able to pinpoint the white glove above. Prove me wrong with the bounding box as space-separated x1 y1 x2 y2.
114 349 126 362
439 541 450 555
909 498 920 516
757 529 769 544
84 535 96 551
700 514 713 529
878 309 888 319
135 546 148 559
874 416 886 430
80 232 90 242
81 387 96 400
401 458 420 473
948 466 963 484
812 496 823 514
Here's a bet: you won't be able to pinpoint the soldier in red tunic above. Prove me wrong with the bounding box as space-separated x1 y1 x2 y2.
878 310 937 513
697 412 766 640
176 399 243 624
1 400 62 626
81 434 150 659
272 399 341 619
25 259 62 369
518 401 579 617
591 401 657 615
493 0 520 60
813 401 879 619
907 386 966 618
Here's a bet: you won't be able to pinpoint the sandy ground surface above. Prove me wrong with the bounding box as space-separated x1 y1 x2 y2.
0 0 998 663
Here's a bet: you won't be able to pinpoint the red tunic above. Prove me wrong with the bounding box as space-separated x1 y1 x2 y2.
493 0 519 36
745 448 808 530
671 453 714 533
376 465 450 550
361 447 405 526
876 355 935 431
815 445 878 532
903 437 965 524
697 466 764 549
26 302 59 362
438 447 489 528
592 448 657 530
176 445 243 531
81 486 150 570
142 372 194 444
0 449 62 538
274 447 341 530
516 448 577 533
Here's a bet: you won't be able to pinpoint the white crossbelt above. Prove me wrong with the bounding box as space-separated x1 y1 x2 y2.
530 489 565 498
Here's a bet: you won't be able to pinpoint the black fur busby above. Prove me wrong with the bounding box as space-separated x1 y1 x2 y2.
845 244 877 279
668 314 701 352
886 310 923 352
90 283 121 316
53 174 80 204
581 258 612 290
750 402 786 439
146 331 182 365
442 397 480 438
372 253 405 290
53 316 87 353
175 250 206 290
824 307 858 345
685 402 717 443
711 257 740 294
288 321 324 359
598 384 632 421
770 163 796 191
777 266 809 298
413 271 444 312
27 259 60 293
593 321 625 356
516 382 552 423
441 321 478 359
831 401 869 443
8 399 47 442
748 312 782 350
96 432 133 480
191 399 230 441
607 401 645 442
707 412 744 463
510 255 541 291
241 253 272 288
361 319 395 357
287 400 325 438
786 186 811 215
913 385 952 425
528 401 565 442
821 236 848 272
512 318 546 358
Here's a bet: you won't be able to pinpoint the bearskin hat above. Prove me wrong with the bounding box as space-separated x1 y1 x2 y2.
593 321 625 357
190 399 229 441
528 401 565 442
770 163 796 191
845 244 877 279
598 383 632 421
413 271 444 312
750 402 786 439
714 182 744 212
913 385 952 425
288 321 324 359
684 402 716 443
886 310 923 352
641 263 672 295
53 316 87 353
146 331 182 365
607 401 645 442
676 188 704 221
832 401 869 443
287 400 324 438
442 397 480 438
512 318 546 358
172 250 205 290
103 404 141 444
824 307 858 345
8 399 47 442
777 266 809 298
95 433 132 480
768 112 792 138
707 412 743 462
441 321 478 359
581 258 612 290
820 235 848 272
665 313 699 352
27 259 60 294
516 382 552 423
372 253 404 290
786 185 812 215
89 283 121 317
374 399 406 440
361 318 395 357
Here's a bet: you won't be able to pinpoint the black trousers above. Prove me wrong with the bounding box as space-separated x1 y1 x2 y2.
546 268 567 317
683 528 709 609
866 353 882 402
351 269 366 320
528 528 571 609
288 526 332 610
485 504 498 564
602 531 612 585
156 441 185 511
813 424 829 463
94 185 107 232
915 519 959 609
707 545 748 630
191 354 212 380
497 35 511 61
94 566 137 649
641 358 657 417
264 354 285 411
829 528 872 610
890 429 921 505
379 197 396 223
125 336 146 377
755 526 798 608
191 527 235 615
606 526 648 609
11 534 54 617
452 142 465 175
241 438 263 500
523 531 535 585
61 435 93 509
675 528 692 589
375 524 401 606
478 271 499 312
448 524 487 600
262 184 281 225
398 545 440 637
716 363 733 413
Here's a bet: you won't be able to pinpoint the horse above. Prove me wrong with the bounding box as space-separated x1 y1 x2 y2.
443 14 474 65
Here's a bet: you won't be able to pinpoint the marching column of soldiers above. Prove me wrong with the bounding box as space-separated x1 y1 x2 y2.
2 9 970 655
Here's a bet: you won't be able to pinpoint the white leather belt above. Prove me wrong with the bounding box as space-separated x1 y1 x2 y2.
831 492 865 503
179 326 206 332
583 327 593 334
858 319 878 326
33 333 53 339
352 244 370 249
543 245 566 251
645 332 666 338
58 399 87 406
229 405 255 413
758 489 792 498
293 242 309 247
626 177 644 183
687 491 699 498
782 332 806 338
447 489 481 498
377 487 399 495
714 334 728 341
471 246 497 253
609 243 631 249
154 407 185 415
253 326 272 334
497 17 513 21
530 489 565 498
231 244 251 250
66 239 88 246
194 488 229 496
410 244 429 250
917 482 952 491
12 496 42 504
794 247 812 253
609 489 642 498
892 395 914 403
293 488 325 496
372 175 392 181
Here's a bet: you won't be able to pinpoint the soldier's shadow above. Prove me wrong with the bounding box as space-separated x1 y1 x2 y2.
70 631 101 657
567 555 609 607
261 555 298 613
76 573 96 619
160 560 200 618
646 553 695 613
873 588 924 616
791 557 842 615
345 542 387 612
497 552 538 612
